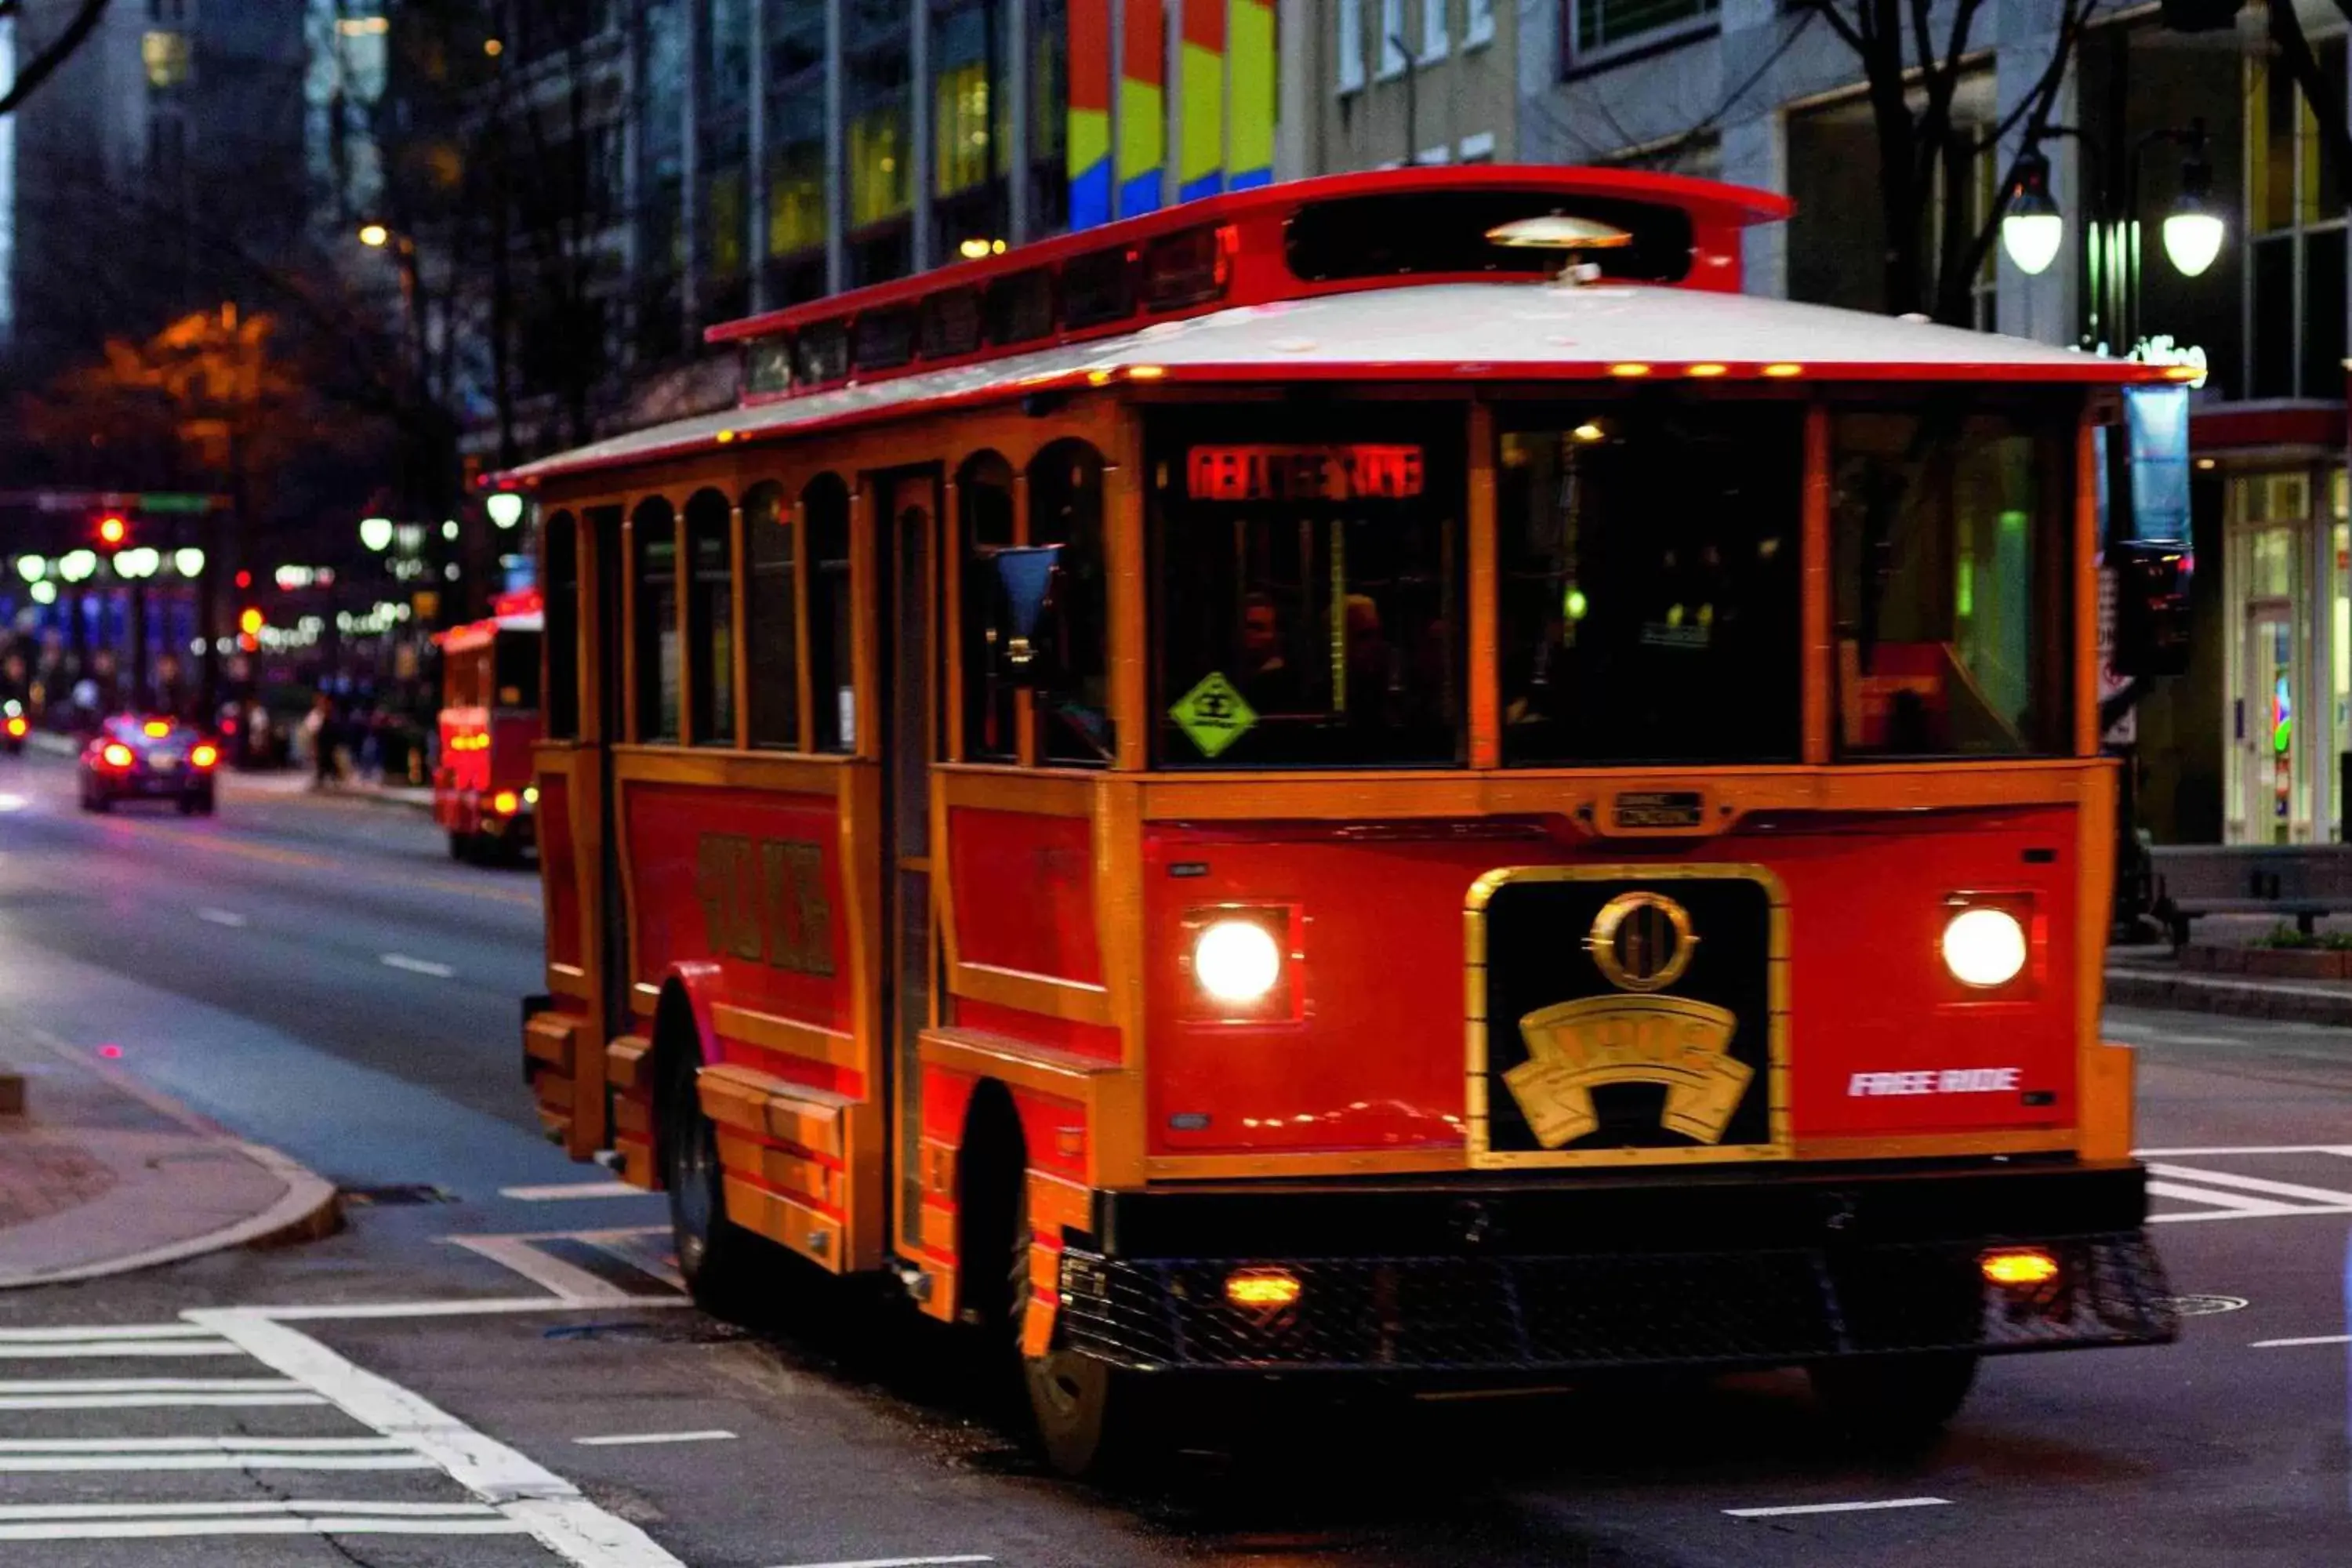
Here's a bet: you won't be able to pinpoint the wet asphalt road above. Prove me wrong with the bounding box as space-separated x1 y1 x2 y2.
0 746 2345 1566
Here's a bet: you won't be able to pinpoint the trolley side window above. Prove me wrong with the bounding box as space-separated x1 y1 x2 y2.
493 630 541 710
1150 408 1466 768
632 497 681 743
743 481 800 749
685 490 735 746
545 512 579 739
1028 439 1113 767
1831 401 2075 758
805 474 856 753
958 452 1018 762
1497 401 1804 765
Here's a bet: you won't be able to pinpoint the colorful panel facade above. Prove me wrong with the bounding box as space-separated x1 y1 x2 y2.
1227 0 1274 191
1117 0 1167 216
1176 0 1225 201
1068 0 1114 228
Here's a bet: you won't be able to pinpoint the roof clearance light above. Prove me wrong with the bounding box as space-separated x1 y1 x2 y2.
2162 365 2203 381
1686 363 1729 378
1484 216 1635 251
1762 362 1804 378
1942 906 2028 989
1570 423 1605 443
1608 363 1651 378
143 720 170 739
1127 365 1167 380
958 237 993 260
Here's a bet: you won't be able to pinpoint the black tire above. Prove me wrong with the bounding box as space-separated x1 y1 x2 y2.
655 1033 766 1320
87 790 111 814
964 1092 1154 1479
448 830 474 863
194 793 215 816
1809 1352 1978 1451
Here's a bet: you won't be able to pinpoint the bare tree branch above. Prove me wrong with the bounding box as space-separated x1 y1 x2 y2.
0 0 113 117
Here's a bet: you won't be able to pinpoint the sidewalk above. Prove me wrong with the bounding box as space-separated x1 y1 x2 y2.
0 1023 339 1289
225 766 435 812
2107 913 2352 1027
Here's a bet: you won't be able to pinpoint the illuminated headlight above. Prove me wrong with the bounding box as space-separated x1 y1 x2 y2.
1941 907 2027 989
1192 919 1283 1005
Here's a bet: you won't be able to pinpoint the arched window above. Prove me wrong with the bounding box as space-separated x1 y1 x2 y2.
630 496 680 743
742 481 800 748
804 474 855 752
1027 439 1112 765
956 451 1016 760
543 511 579 740
684 489 735 746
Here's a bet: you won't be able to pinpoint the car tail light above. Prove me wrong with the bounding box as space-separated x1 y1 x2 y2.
5 717 24 739
492 789 520 815
101 742 133 768
189 743 219 769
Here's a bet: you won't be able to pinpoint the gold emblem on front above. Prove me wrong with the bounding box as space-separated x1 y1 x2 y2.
1505 995 1751 1148
1587 890 1696 993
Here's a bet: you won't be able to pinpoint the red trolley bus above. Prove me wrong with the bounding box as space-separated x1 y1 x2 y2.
501 166 2180 1475
435 592 543 862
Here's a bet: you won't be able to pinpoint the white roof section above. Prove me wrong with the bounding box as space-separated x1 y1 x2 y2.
506 281 2155 487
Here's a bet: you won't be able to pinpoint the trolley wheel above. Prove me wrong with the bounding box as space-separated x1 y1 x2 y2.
973 1104 1155 1478
655 1034 765 1320
1809 1352 1978 1450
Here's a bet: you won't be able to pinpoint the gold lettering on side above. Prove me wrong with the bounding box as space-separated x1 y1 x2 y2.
761 838 835 977
1504 995 1751 1148
696 833 833 974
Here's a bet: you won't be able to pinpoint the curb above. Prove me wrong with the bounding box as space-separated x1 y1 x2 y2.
2104 965 2352 1028
0 1027 344 1290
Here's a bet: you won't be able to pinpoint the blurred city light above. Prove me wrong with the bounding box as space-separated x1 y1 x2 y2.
486 492 525 528
173 547 206 576
359 516 395 552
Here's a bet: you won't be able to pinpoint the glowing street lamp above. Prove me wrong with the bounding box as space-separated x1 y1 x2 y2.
2161 143 2226 279
358 222 391 249
173 547 206 577
485 492 525 529
2000 149 2064 278
359 516 395 553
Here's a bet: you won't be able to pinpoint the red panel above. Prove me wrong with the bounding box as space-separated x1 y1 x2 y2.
490 713 541 790
1143 808 2084 1157
622 782 854 1089
949 808 1102 984
952 997 1123 1062
539 775 580 969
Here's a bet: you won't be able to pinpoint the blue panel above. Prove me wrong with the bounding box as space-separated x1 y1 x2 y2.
1177 172 1224 203
1070 162 1115 230
2126 385 2192 544
1118 171 1164 217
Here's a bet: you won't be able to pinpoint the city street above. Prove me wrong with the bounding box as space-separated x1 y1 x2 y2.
0 746 2343 1567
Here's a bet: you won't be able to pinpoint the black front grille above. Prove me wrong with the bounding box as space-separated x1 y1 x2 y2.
1058 1233 2174 1374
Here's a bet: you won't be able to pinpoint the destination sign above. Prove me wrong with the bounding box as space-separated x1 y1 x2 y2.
1187 444 1425 502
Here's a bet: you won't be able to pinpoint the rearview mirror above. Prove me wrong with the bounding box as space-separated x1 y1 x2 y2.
989 544 1065 690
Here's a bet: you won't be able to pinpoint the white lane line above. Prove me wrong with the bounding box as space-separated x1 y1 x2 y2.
223 1295 694 1322
2147 1163 2352 1207
0 1501 496 1521
1725 1497 1951 1519
444 1233 645 1305
0 1377 307 1394
0 1454 438 1472
2252 1334 2352 1348
2136 1145 2352 1157
573 1430 735 1447
764 1559 996 1568
192 1308 688 1568
0 1323 219 1342
2146 1181 2311 1218
0 1341 242 1359
380 953 457 978
501 1181 649 1202
0 1518 531 1541
0 1438 408 1453
194 908 249 927
0 1393 328 1410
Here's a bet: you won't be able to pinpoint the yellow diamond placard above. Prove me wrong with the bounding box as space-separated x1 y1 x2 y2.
1169 671 1258 759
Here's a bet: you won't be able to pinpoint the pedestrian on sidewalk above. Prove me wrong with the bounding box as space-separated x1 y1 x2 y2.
305 695 339 790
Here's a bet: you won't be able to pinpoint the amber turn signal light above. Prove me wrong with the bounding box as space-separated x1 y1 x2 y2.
492 789 521 815
1980 1247 2060 1289
1224 1267 1301 1311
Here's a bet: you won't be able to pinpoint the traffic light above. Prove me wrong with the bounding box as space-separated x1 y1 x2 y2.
96 514 128 550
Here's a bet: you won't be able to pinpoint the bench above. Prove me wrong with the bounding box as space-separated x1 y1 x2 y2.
2151 844 2352 946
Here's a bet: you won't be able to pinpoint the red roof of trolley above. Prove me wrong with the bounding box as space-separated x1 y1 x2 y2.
494 169 2183 490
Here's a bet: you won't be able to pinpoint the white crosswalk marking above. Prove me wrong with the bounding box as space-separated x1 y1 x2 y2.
2147 1160 2352 1223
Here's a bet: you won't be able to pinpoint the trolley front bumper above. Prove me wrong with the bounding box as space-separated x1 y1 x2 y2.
1054 1159 2177 1376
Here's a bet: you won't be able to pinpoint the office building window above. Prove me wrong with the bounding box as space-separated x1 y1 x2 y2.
1465 0 1494 46
1380 0 1406 75
1339 0 1366 91
143 30 192 89
2249 43 2347 399
1422 0 1448 60
1569 0 1716 60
